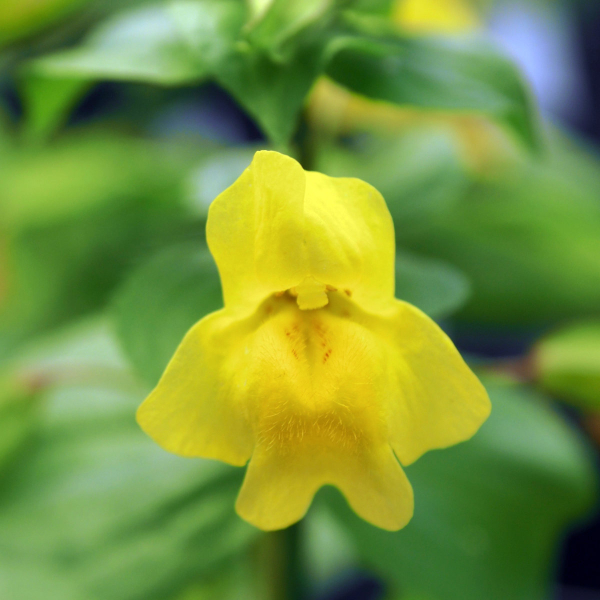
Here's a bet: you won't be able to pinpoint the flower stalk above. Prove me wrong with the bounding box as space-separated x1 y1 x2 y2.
262 524 306 600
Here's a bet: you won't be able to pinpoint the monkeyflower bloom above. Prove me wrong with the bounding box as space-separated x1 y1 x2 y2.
137 151 490 531
394 0 479 33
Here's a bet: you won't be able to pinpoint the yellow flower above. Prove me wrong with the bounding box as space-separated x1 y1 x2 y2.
137 151 490 531
393 0 479 34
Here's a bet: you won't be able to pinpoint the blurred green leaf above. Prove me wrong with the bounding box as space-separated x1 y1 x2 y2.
0 389 255 600
113 244 222 386
22 0 245 139
215 40 324 146
24 0 327 144
0 135 181 229
21 77 91 141
27 3 220 85
325 377 597 600
0 562 87 600
396 252 471 319
244 0 339 59
0 134 190 354
173 0 328 145
408 158 600 326
535 321 600 411
0 320 257 600
325 14 541 150
166 0 246 68
11 316 129 389
0 375 39 476
0 0 88 47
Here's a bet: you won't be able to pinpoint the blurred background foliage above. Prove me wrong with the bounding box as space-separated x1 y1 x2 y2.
0 0 599 599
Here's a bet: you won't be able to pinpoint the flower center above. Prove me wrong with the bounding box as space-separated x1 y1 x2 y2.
246 294 387 451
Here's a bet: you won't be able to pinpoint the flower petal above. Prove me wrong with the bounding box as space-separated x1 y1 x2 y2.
136 309 255 466
207 150 396 316
393 0 479 34
207 150 308 315
383 300 491 465
236 440 413 531
303 171 396 313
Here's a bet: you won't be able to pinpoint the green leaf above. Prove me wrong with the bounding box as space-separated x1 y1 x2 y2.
405 154 600 326
0 321 257 600
21 77 91 141
11 316 129 389
0 389 255 600
27 4 215 85
172 0 331 145
244 0 338 59
22 0 246 139
166 0 247 67
396 252 470 319
113 244 223 386
0 561 87 600
534 320 600 411
325 17 541 150
24 0 324 144
0 0 88 47
0 375 39 476
215 39 325 146
325 377 597 600
0 134 189 354
177 0 331 145
0 135 178 230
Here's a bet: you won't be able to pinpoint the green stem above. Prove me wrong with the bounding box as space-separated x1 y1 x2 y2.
262 522 306 600
298 110 322 172
282 522 305 600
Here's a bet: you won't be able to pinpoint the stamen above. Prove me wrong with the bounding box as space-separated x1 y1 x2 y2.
278 279 347 310
294 277 328 310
